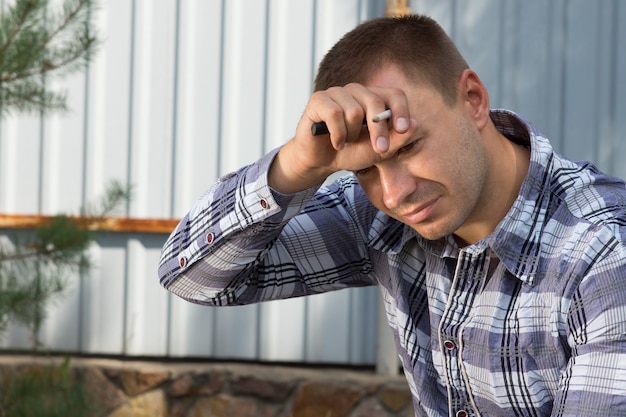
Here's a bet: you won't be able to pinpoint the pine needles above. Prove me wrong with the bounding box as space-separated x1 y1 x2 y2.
0 180 130 347
0 0 98 114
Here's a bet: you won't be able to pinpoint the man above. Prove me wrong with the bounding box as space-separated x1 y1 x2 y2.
158 14 626 416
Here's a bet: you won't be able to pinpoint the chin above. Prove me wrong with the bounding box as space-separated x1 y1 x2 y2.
411 219 462 242
410 225 447 241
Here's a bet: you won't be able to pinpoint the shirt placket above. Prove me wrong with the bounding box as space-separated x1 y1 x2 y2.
438 249 489 417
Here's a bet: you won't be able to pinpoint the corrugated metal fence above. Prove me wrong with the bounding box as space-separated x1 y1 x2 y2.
0 0 624 366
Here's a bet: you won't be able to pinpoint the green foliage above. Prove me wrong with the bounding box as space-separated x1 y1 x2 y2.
0 358 98 417
0 0 98 114
0 180 130 347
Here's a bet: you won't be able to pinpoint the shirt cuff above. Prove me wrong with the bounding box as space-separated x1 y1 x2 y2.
238 147 321 225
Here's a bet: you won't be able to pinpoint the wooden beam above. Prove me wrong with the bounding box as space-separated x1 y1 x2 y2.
385 0 412 17
0 214 179 234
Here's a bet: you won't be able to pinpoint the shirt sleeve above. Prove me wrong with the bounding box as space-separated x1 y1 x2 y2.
553 237 626 416
157 147 378 306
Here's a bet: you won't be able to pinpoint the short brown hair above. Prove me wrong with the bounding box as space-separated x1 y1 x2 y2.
314 14 469 106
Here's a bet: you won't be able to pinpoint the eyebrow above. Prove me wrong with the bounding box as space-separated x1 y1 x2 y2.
386 128 422 155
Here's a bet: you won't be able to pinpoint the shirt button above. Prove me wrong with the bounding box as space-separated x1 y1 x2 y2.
179 256 187 269
456 410 468 417
260 198 269 209
206 232 215 244
443 340 456 350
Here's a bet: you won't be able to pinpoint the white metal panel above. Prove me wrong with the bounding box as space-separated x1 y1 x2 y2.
542 0 568 152
171 0 224 215
593 0 620 174
613 1 626 180
264 0 315 152
84 0 134 206
34 0 87 216
497 0 554 135
314 0 365 65
79 0 135 355
80 237 128 354
412 0 454 32
168 296 216 357
0 321 30 349
259 298 307 362
125 235 170 356
219 0 269 173
0 115 42 214
561 0 604 162
38 269 82 351
348 286 378 364
35 0 136 355
214 304 260 359
452 0 502 90
129 0 178 218
40 72 88 215
305 290 352 363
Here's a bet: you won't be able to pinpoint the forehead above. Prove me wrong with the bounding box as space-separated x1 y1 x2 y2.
365 63 421 88
365 64 447 111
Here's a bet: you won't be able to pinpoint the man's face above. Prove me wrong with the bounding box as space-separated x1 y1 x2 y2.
357 65 490 243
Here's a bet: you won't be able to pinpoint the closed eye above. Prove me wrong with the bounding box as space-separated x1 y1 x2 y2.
355 166 372 176
355 139 421 177
396 140 418 156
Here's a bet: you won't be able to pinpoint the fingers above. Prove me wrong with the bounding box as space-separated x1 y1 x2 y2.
364 86 411 153
303 87 369 150
302 83 412 154
290 83 416 179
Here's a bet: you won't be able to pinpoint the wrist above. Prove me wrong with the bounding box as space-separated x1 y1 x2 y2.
268 142 330 194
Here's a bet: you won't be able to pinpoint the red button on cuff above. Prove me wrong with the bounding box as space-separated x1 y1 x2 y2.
443 340 456 350
179 256 187 268
260 199 269 209
206 232 215 244
456 410 468 417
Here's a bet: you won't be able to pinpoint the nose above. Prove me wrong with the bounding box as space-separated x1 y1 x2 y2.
378 164 414 210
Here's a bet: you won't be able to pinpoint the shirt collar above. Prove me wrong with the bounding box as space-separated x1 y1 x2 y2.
487 109 551 286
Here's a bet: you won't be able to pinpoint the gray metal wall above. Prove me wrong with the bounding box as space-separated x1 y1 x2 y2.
0 0 624 365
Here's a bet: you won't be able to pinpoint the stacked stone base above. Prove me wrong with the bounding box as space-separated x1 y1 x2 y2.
0 355 414 417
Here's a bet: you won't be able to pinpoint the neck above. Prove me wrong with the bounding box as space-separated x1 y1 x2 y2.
455 128 530 247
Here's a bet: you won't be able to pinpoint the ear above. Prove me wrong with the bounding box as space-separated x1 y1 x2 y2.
457 69 490 130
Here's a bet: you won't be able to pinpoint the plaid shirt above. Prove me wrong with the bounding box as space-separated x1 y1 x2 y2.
159 110 626 417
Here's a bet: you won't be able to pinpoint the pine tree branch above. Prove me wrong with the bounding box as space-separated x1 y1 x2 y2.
0 0 42 59
45 0 91 48
0 81 66 114
1 40 92 84
0 273 66 329
29 0 93 74
0 0 98 114
0 0 48 80
0 0 94 83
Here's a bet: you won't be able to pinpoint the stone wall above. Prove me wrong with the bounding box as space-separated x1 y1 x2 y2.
0 355 414 417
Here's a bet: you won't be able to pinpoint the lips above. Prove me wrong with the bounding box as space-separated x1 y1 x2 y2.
396 197 439 224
